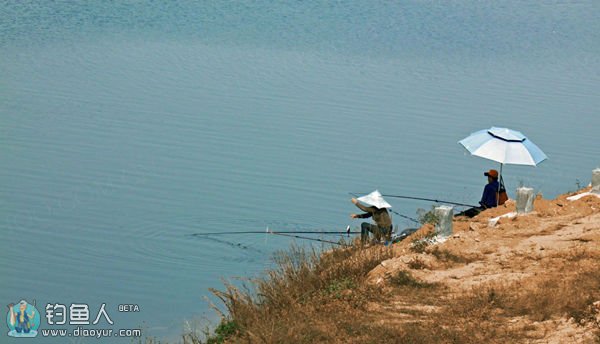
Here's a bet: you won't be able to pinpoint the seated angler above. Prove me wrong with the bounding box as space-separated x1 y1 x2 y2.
456 169 505 218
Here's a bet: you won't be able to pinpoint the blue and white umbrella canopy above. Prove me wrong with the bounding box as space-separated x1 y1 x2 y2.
459 127 548 166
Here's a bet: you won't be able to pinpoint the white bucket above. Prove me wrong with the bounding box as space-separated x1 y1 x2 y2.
592 168 600 194
516 187 535 214
433 206 453 238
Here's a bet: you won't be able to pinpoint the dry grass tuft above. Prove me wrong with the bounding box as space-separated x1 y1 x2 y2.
390 270 436 289
206 243 394 343
407 256 429 270
426 246 480 266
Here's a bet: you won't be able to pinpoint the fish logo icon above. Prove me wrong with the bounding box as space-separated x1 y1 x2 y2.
6 300 40 338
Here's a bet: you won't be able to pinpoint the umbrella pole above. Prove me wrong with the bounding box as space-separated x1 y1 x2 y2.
498 163 503 207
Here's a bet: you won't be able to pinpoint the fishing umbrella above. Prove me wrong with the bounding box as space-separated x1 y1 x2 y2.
459 127 547 166
459 127 548 202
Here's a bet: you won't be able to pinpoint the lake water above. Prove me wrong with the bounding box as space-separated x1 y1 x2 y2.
1 1 598 341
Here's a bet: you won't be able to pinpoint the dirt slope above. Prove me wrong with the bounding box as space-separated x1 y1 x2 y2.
365 189 600 343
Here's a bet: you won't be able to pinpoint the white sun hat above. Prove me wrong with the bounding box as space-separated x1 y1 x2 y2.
357 190 392 209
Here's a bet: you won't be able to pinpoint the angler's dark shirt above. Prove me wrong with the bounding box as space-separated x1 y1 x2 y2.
480 180 499 208
353 202 392 229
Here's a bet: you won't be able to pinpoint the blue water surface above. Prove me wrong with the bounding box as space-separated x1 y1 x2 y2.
1 1 598 342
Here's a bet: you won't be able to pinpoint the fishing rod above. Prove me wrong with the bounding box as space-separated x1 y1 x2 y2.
351 192 478 208
389 209 420 224
191 228 361 237
268 231 347 246
192 227 350 246
349 192 420 224
383 194 478 208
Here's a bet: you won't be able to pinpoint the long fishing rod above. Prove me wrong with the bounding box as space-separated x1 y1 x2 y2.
389 209 420 224
268 231 347 246
349 192 420 224
351 192 478 208
192 228 350 246
383 194 478 208
192 228 361 237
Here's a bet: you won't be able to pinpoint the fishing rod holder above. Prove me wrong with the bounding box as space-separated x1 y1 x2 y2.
592 168 600 194
516 187 535 214
433 206 453 238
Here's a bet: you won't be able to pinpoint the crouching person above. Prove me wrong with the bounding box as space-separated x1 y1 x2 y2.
350 190 393 243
